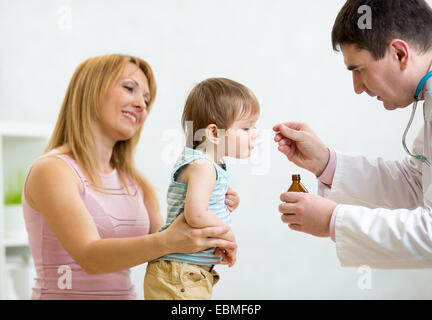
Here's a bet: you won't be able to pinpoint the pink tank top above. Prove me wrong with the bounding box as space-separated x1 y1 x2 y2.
23 150 150 300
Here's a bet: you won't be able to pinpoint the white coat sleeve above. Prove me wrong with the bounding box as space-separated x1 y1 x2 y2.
334 204 432 268
318 126 432 268
318 126 424 210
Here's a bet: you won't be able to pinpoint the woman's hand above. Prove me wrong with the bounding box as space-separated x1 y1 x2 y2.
273 122 330 176
214 229 237 267
160 213 237 255
214 247 237 267
225 186 239 212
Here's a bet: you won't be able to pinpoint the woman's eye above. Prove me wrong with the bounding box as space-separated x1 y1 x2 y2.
242 128 250 131
124 85 134 93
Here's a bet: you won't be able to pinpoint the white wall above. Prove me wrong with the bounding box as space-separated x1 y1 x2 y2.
1 0 432 299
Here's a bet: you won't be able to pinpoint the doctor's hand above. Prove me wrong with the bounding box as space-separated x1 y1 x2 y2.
278 191 337 237
273 122 330 176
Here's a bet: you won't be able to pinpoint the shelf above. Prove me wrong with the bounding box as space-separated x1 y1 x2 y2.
1 238 29 248
0 121 51 299
0 121 52 138
2 205 26 245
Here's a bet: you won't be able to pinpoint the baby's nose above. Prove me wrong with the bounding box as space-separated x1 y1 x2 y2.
251 128 259 140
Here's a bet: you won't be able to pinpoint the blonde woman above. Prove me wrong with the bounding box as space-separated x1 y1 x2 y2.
23 54 238 300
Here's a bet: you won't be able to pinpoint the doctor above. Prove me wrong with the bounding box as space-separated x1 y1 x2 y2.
274 0 432 268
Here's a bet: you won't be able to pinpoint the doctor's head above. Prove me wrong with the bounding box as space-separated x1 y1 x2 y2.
332 0 432 110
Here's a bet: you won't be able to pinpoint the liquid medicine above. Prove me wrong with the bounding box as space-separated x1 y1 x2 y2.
287 174 308 193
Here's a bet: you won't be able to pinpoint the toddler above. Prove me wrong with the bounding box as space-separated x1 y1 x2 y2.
144 77 260 300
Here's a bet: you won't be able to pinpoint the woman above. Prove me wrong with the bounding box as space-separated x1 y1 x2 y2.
23 54 238 299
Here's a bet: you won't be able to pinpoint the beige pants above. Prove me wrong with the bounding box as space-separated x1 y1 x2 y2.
144 260 220 300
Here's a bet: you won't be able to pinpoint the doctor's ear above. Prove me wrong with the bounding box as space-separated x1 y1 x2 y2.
388 39 410 70
205 124 219 145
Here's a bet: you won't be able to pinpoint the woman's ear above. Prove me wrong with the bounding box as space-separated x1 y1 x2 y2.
205 124 219 145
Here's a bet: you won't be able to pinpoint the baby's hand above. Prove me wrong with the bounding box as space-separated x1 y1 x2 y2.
225 186 240 212
214 247 237 267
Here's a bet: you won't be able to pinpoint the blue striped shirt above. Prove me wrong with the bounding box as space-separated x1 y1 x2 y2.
155 146 231 266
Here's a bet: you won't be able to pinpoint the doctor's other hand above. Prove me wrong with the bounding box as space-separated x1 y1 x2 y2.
273 122 330 177
278 191 337 237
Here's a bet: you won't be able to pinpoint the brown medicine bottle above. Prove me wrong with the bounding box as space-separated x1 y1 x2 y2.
288 174 308 193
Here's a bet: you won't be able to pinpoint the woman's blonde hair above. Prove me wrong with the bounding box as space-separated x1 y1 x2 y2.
181 77 260 149
46 54 158 211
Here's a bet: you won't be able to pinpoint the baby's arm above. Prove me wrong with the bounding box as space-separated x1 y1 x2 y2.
181 159 227 228
180 159 237 266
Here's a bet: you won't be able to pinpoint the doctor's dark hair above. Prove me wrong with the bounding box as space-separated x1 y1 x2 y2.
332 0 432 60
181 78 260 149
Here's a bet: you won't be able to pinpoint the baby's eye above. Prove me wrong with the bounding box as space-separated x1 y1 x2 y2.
243 126 256 131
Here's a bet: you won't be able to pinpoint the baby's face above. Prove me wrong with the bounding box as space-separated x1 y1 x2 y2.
223 116 258 159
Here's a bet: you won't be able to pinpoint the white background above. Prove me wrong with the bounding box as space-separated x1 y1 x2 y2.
1 0 431 299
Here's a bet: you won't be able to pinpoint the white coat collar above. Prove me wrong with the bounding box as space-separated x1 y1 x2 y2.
423 63 432 120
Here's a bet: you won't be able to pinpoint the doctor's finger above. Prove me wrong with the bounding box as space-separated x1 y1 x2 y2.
276 137 292 147
281 214 300 224
280 191 304 203
275 132 291 144
273 122 305 133
278 145 294 158
278 202 298 214
279 125 305 142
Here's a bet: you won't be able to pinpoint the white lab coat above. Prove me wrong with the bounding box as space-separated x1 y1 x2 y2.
318 77 432 269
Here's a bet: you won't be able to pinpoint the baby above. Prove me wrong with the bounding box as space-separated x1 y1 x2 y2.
144 77 260 300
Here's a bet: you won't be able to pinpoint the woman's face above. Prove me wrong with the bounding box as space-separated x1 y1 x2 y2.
97 62 150 143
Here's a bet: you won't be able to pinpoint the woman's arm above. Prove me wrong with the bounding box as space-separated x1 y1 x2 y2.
144 193 164 234
25 157 236 274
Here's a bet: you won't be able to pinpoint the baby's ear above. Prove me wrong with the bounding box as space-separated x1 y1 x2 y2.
205 124 219 144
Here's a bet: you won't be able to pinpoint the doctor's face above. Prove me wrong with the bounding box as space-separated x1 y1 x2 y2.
341 44 414 110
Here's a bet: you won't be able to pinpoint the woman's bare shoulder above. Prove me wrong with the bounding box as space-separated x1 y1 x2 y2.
25 155 82 209
30 155 76 179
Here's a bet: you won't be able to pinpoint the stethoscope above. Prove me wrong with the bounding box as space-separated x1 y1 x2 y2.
402 70 432 167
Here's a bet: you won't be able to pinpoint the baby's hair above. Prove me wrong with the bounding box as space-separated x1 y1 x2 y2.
181 77 260 149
